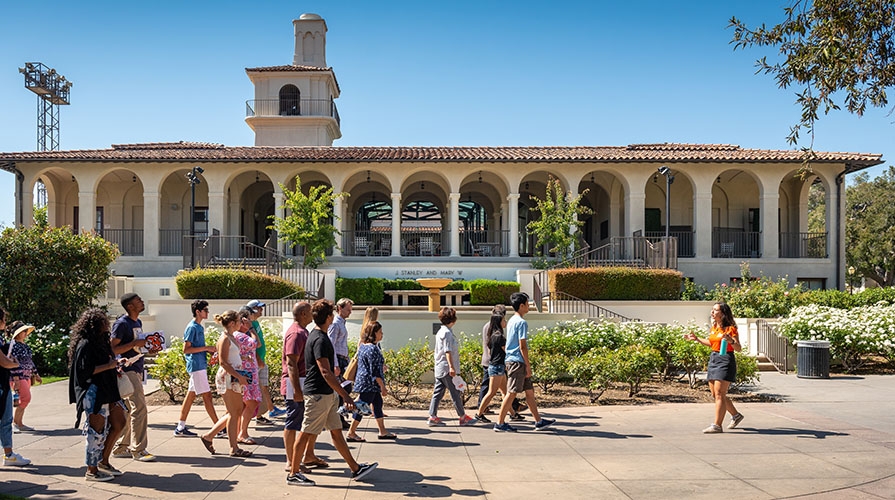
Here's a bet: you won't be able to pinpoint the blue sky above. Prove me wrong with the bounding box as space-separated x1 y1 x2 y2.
0 1 891 227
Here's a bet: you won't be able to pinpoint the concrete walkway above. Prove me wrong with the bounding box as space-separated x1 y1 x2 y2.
2 372 895 499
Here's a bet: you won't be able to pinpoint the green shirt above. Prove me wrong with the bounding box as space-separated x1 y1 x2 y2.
252 319 267 362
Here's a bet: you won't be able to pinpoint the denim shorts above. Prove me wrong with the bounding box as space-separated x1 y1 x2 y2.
487 364 506 377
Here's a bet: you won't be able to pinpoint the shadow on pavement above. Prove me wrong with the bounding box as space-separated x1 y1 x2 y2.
741 427 849 439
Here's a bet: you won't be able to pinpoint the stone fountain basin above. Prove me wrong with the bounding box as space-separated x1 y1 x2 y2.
416 278 453 289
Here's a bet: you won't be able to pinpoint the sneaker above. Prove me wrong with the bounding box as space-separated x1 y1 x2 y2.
269 407 287 418
493 422 517 433
427 416 445 427
351 462 378 481
728 413 745 430
459 415 478 426
215 429 227 439
112 448 132 459
285 472 316 486
3 452 31 466
97 462 124 476
702 424 723 434
11 424 21 434
534 418 556 431
85 470 114 482
475 413 491 424
132 450 157 462
255 415 273 425
173 426 197 437
509 413 526 422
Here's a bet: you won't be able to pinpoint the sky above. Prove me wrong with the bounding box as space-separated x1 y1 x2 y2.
0 0 892 227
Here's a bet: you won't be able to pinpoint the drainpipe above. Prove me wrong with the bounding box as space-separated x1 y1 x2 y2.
835 167 848 291
14 164 24 227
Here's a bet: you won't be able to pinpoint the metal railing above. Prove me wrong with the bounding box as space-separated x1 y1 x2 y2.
779 232 828 258
712 228 761 258
756 319 795 373
340 230 394 256
645 231 695 258
100 229 143 256
160 229 207 256
459 229 508 256
262 291 312 319
585 236 677 269
547 291 638 321
245 98 340 126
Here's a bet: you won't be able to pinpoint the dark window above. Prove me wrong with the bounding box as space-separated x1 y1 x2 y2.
279 85 300 116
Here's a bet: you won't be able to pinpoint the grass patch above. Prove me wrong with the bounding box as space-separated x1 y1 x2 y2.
39 375 67 385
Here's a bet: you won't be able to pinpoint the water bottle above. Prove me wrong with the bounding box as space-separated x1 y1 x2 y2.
719 337 729 356
12 390 20 407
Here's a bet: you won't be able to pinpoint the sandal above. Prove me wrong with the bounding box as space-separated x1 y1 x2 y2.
346 435 366 443
230 448 253 458
237 437 258 445
377 433 398 440
301 458 330 468
200 436 216 455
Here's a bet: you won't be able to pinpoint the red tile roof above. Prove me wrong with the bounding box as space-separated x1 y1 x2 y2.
245 65 341 93
0 142 883 169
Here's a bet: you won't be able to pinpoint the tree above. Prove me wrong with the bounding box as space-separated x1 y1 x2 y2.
270 175 348 268
0 225 119 374
846 167 895 287
527 176 591 260
730 1 895 148
807 180 826 233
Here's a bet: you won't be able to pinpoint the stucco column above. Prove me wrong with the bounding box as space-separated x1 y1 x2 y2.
761 193 780 259
78 191 96 233
208 191 226 235
143 192 159 257
449 192 461 257
20 190 34 228
624 192 646 236
508 193 520 257
391 193 402 257
694 190 713 259
332 195 343 258
273 190 286 255
500 200 508 254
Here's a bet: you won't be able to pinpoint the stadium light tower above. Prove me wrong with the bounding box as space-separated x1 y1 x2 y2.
20 62 72 151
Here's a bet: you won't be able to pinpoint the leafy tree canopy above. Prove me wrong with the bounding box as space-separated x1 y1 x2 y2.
527 176 591 259
846 166 895 287
730 0 895 147
270 176 348 268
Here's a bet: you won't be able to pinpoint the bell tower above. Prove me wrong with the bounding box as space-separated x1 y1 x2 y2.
245 13 341 146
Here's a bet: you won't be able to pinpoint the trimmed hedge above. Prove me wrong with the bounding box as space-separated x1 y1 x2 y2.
549 267 682 300
335 277 519 305
176 268 303 299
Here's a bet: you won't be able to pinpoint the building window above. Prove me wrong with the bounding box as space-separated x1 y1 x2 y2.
279 85 300 116
797 278 826 290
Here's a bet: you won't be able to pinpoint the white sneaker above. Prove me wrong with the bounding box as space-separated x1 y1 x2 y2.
85 470 114 482
112 448 132 459
728 413 745 429
4 452 32 466
702 424 723 434
132 450 157 462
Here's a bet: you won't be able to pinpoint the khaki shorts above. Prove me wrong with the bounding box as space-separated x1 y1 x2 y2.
506 361 533 393
301 392 341 435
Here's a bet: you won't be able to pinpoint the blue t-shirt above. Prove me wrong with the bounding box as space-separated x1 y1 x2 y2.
183 320 207 373
504 314 527 364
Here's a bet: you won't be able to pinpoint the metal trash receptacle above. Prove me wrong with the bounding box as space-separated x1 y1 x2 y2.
796 340 831 379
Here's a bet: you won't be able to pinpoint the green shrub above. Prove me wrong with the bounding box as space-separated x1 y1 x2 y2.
670 330 711 388
624 322 680 379
261 319 283 401
797 289 854 309
335 277 386 305
529 319 627 357
568 347 615 402
383 339 432 404
149 336 189 403
463 279 519 305
708 263 802 318
530 351 571 393
457 332 483 404
851 287 895 307
680 278 710 300
734 351 760 388
549 267 682 300
176 268 302 300
613 344 663 396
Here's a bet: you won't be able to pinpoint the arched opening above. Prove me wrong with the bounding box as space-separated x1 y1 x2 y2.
279 84 300 116
95 169 144 256
712 170 761 258
780 173 829 258
644 170 695 257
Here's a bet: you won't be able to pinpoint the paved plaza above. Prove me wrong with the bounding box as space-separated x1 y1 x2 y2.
2 372 895 499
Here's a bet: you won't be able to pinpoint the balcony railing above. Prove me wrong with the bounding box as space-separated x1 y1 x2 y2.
645 231 695 258
340 229 450 256
159 229 208 256
459 229 508 256
245 98 340 126
712 228 761 258
779 232 828 258
100 229 143 256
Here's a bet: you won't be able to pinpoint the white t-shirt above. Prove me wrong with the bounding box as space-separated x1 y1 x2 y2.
434 325 459 379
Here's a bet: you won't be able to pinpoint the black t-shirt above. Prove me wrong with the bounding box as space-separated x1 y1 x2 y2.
304 328 335 395
488 331 506 366
111 315 144 374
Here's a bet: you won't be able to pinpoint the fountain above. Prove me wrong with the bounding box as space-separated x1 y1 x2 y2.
416 278 453 312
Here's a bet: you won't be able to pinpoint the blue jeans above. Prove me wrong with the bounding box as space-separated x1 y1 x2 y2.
1 389 12 449
429 375 465 418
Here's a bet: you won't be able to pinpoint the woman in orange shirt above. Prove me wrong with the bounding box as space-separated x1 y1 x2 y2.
686 302 744 433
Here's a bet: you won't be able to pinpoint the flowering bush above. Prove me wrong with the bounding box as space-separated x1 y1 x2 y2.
778 304 895 372
529 318 627 356
709 263 801 318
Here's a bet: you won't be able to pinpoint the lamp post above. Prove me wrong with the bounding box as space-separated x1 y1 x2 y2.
186 166 204 268
657 166 674 267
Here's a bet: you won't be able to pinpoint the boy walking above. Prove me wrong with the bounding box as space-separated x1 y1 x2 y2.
494 292 555 433
174 300 219 437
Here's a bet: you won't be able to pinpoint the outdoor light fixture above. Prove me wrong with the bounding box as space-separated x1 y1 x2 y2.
478 171 482 183
420 181 425 190
366 170 371 183
132 174 137 183
524 181 529 190
186 166 205 268
657 166 674 267
255 171 260 183
590 172 595 184
717 176 721 183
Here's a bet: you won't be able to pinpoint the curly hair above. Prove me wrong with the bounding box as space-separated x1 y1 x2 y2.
68 308 113 366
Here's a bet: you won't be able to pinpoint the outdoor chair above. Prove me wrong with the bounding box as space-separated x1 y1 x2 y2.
419 236 436 256
719 242 735 258
355 235 369 256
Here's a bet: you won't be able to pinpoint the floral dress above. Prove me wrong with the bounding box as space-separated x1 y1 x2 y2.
234 331 260 402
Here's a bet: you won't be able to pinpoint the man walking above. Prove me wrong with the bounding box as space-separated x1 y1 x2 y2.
111 293 160 461
476 304 526 423
494 292 555 433
286 299 377 487
328 298 353 429
173 300 219 437
283 302 313 472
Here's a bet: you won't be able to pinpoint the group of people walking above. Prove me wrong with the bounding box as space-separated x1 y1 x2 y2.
2 291 746 487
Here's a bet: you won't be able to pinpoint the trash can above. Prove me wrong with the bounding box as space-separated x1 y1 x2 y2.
796 340 831 379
